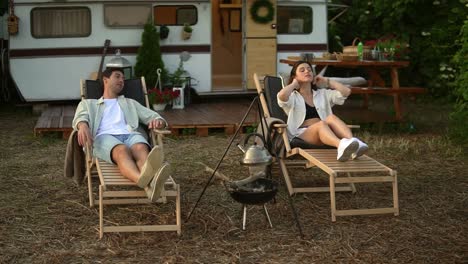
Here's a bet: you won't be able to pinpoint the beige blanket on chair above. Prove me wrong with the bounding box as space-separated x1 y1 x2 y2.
64 130 85 185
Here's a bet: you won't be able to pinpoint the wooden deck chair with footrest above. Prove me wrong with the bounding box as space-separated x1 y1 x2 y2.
253 73 399 222
80 77 181 238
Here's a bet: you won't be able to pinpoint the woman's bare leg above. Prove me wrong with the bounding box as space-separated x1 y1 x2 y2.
298 121 341 147
325 114 353 139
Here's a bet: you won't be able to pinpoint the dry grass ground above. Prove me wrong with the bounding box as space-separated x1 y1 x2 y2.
0 97 466 263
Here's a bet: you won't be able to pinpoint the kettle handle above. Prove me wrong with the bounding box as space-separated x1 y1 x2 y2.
243 133 267 147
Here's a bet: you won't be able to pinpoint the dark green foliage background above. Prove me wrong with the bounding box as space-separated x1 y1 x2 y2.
329 0 467 148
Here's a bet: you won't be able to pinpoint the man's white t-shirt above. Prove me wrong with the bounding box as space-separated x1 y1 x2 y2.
96 98 129 137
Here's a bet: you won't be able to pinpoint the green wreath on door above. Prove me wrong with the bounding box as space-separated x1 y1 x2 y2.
250 0 275 24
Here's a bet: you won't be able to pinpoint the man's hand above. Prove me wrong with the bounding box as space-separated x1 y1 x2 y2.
77 122 93 147
148 118 166 130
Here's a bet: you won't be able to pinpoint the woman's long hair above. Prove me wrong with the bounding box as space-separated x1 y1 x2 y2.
288 60 316 90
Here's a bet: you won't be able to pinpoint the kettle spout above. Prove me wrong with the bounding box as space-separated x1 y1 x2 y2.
237 143 246 153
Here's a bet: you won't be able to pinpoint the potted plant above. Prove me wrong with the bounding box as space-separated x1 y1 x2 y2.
374 37 410 61
148 88 180 111
168 51 191 87
160 25 169 40
169 61 187 87
182 23 193 40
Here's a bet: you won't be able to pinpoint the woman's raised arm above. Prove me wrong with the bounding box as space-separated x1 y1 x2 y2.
278 78 300 102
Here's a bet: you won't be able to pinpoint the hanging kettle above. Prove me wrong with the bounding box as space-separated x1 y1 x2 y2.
238 133 272 166
227 133 277 209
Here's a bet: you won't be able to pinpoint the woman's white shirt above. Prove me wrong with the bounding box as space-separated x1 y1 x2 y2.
277 89 347 140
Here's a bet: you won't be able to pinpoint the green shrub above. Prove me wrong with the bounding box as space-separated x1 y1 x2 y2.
449 19 468 149
134 21 168 89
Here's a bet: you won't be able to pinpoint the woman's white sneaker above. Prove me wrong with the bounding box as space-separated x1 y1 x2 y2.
351 138 369 160
337 138 359 162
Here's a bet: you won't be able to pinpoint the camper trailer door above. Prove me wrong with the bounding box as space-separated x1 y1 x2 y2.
244 0 277 89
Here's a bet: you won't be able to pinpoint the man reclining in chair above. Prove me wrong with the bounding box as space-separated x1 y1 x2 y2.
277 60 368 161
72 68 169 201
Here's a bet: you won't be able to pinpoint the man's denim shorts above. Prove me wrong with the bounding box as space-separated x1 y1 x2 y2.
93 133 149 164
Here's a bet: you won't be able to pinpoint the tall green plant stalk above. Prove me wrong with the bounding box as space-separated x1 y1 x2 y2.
134 21 168 89
449 19 468 149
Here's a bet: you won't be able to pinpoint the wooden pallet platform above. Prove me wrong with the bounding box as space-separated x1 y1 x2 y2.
33 98 399 139
34 105 76 139
160 100 259 136
34 100 260 138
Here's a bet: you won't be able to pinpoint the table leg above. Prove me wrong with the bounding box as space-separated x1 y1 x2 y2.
390 67 402 121
366 69 386 87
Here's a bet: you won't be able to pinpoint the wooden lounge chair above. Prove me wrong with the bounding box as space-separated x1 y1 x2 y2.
253 73 399 222
80 77 181 238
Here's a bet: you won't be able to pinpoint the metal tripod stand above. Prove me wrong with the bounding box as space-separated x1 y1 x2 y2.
185 96 304 237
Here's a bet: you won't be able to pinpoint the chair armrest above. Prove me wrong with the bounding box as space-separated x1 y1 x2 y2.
85 142 93 163
272 123 287 129
150 129 171 149
153 129 172 135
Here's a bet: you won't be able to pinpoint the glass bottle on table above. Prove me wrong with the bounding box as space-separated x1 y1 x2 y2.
357 41 364 61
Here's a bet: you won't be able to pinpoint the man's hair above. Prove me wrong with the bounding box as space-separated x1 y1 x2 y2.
102 67 124 79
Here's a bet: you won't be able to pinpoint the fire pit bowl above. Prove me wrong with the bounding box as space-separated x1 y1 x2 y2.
227 178 278 205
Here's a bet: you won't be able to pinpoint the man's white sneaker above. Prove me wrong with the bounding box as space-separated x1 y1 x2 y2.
351 138 369 160
137 146 163 188
145 162 171 202
337 138 359 162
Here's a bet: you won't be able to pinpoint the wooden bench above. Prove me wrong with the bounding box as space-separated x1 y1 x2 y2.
351 86 426 95
351 86 426 111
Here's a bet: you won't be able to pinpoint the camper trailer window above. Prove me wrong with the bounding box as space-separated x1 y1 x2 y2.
104 4 151 28
277 6 312 34
31 7 91 38
153 5 197 26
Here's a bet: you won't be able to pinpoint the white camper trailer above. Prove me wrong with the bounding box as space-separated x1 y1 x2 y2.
4 0 329 102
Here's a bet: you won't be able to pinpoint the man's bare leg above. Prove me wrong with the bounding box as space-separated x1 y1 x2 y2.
111 144 140 183
131 143 150 171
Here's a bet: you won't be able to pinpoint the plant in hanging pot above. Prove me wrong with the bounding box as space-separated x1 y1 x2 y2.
160 25 169 40
148 88 180 111
169 61 188 87
182 23 193 40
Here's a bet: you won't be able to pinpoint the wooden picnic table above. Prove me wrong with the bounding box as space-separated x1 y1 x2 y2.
279 58 425 121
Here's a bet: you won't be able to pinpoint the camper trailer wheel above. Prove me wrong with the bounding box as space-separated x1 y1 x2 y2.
250 0 274 24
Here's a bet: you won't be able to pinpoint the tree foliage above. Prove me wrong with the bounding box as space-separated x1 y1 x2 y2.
449 19 468 149
134 21 168 89
329 0 466 97
329 0 467 147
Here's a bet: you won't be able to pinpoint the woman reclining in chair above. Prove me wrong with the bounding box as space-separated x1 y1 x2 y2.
277 60 368 161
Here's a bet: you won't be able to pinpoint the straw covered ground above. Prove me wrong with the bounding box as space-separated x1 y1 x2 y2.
0 98 466 263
